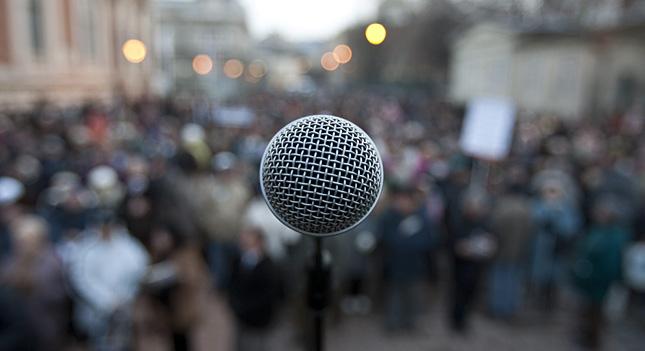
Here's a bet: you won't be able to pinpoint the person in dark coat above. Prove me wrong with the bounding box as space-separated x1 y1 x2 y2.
448 188 497 333
0 286 38 351
378 185 435 332
1 215 69 351
487 187 534 319
228 227 284 351
572 196 630 350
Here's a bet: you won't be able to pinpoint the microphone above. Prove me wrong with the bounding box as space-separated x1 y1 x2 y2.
260 115 384 236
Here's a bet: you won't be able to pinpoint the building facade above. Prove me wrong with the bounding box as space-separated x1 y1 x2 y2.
0 0 152 109
449 22 645 119
152 0 251 99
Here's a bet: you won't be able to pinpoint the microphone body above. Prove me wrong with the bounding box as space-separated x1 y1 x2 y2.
260 115 384 236
259 114 383 351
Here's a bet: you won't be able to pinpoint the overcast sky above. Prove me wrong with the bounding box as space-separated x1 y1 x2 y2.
240 0 379 42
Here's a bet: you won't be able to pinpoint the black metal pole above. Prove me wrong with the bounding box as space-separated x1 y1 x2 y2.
308 237 329 351
314 237 324 351
314 304 323 351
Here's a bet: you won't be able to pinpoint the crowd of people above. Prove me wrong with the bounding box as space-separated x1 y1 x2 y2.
0 89 644 351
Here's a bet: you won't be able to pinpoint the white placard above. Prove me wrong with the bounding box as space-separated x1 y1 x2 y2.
213 106 255 127
459 98 515 161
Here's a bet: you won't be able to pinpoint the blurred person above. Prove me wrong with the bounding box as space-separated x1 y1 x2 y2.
84 105 110 146
421 176 446 225
323 220 378 325
88 166 125 210
136 224 213 351
419 177 445 284
623 227 645 325
0 215 68 351
337 219 378 316
118 156 156 248
571 196 631 350
180 123 211 170
228 227 284 351
0 285 38 350
440 155 472 238
593 161 639 226
38 134 68 178
572 128 606 167
174 151 236 290
66 209 149 351
448 188 497 333
37 171 94 243
487 185 533 320
237 129 268 166
119 189 154 248
11 154 46 206
532 169 580 205
383 140 422 186
143 154 199 248
0 177 25 258
377 185 435 332
531 178 581 311
205 152 251 290
243 185 300 263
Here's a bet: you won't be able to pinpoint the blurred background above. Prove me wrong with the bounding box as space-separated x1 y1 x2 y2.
1 0 645 350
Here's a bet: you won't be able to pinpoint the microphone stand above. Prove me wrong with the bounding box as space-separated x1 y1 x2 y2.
307 237 330 351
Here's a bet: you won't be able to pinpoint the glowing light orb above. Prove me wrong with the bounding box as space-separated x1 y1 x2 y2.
365 23 387 45
248 60 267 78
122 39 147 63
192 54 213 75
223 59 244 79
332 44 352 64
321 52 339 71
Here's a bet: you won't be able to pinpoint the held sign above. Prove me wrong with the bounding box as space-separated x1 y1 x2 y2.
459 98 515 161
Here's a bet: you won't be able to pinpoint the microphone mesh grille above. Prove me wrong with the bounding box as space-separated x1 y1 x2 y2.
261 115 383 236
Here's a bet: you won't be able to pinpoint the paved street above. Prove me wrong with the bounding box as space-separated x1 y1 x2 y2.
100 279 645 351
257 295 644 351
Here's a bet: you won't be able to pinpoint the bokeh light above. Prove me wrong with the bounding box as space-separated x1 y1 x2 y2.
244 73 260 84
332 44 352 64
248 60 267 78
192 54 213 75
223 59 244 79
365 23 387 45
321 52 339 71
122 39 147 63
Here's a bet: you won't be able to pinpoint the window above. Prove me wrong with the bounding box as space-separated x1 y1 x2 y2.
616 74 638 111
0 0 10 63
77 0 97 60
29 0 44 58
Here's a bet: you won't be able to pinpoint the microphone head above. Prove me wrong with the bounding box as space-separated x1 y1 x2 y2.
260 115 384 237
